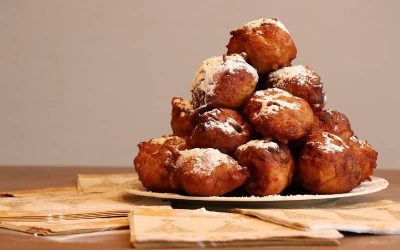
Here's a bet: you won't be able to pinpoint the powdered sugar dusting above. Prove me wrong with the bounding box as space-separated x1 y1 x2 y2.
237 140 279 151
309 132 349 153
176 148 233 176
192 54 258 107
269 65 320 88
325 109 335 115
243 18 290 34
201 109 240 135
252 88 301 118
350 135 369 149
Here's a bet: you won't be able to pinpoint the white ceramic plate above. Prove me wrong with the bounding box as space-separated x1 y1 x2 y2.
125 176 388 207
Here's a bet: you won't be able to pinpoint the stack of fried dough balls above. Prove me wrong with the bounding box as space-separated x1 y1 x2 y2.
134 18 378 197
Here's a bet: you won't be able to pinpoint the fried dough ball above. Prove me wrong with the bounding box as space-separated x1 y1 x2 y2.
265 65 325 111
190 108 253 154
298 130 362 194
348 135 378 182
191 54 258 109
227 18 297 76
171 97 196 138
243 88 314 143
133 135 188 193
317 109 354 141
235 139 295 196
171 148 248 196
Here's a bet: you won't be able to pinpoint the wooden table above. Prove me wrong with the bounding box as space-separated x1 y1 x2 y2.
0 166 399 250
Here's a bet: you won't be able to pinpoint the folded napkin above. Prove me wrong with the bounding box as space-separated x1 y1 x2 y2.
233 200 400 234
0 172 170 237
77 173 137 194
129 207 343 248
0 190 169 221
0 217 129 236
0 186 77 198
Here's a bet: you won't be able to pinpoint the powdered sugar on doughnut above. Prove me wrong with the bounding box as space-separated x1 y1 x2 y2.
237 140 279 151
269 65 320 87
192 54 258 105
350 135 370 149
201 109 240 135
176 148 233 176
252 88 301 117
308 132 349 153
325 109 335 115
243 18 290 34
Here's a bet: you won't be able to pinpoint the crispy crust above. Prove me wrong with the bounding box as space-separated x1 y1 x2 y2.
191 55 258 109
172 148 248 196
133 135 188 193
227 18 297 76
298 130 362 194
190 108 253 154
316 109 354 141
348 136 378 182
171 97 196 138
235 139 295 196
265 65 325 111
243 88 315 143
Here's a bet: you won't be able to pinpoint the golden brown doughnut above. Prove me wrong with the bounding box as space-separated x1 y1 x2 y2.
191 54 258 109
227 18 297 76
265 65 325 111
171 97 196 138
317 109 354 141
235 139 295 196
348 135 378 182
133 135 188 193
190 108 253 154
298 130 362 194
171 148 248 196
243 88 314 143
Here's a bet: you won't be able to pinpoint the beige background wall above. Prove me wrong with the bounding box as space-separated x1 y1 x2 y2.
0 0 399 168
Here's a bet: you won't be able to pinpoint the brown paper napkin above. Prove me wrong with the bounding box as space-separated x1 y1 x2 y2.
0 217 129 236
0 172 171 237
233 200 400 234
1 186 78 198
129 207 343 248
0 190 170 220
77 173 137 194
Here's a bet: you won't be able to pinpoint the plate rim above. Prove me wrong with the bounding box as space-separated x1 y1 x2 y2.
125 176 389 203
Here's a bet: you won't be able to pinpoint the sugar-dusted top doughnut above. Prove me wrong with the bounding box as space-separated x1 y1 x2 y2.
227 18 297 76
191 54 258 109
242 18 290 34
